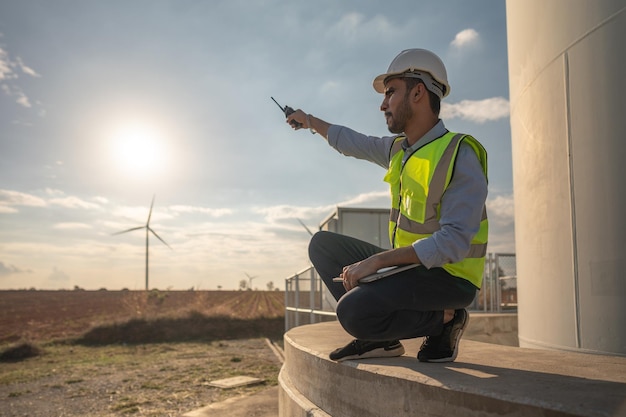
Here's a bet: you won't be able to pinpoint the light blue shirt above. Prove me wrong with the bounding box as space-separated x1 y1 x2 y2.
326 120 488 269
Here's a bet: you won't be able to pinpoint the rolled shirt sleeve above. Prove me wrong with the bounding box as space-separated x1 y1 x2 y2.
327 125 395 169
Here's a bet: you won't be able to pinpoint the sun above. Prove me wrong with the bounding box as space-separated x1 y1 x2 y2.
110 123 168 178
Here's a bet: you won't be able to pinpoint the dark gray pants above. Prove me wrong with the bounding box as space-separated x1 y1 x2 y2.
308 231 477 342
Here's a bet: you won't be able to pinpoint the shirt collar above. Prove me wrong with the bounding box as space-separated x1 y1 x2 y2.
401 120 448 164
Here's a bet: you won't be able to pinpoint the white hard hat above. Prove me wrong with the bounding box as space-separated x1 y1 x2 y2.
373 48 450 99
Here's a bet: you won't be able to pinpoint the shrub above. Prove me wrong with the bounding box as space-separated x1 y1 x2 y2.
0 342 43 362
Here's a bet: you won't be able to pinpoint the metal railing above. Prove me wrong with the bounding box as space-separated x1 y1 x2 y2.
284 266 338 331
468 253 517 313
284 253 517 332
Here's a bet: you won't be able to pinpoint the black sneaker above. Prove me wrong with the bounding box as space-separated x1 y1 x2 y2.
329 339 405 362
417 309 469 363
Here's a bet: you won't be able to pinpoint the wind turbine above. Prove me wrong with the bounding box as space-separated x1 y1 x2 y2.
244 272 258 290
113 195 171 291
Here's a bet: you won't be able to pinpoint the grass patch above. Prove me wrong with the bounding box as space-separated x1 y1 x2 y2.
1 338 282 416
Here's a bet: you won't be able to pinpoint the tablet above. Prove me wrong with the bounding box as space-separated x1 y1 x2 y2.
332 263 420 284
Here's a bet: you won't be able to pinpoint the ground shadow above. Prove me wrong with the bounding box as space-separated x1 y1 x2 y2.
360 355 626 417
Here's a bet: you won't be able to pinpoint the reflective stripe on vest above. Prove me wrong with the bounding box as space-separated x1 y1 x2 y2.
384 131 489 287
389 206 488 247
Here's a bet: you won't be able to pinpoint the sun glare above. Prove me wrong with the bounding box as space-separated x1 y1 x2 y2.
111 124 168 178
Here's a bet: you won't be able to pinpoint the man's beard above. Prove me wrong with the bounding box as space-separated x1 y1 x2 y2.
386 96 413 134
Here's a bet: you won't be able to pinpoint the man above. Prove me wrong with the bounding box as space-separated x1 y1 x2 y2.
287 48 488 363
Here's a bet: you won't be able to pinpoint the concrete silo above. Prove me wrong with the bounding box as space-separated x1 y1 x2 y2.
506 0 626 355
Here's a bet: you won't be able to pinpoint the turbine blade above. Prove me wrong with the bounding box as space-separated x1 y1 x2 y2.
149 227 172 249
147 194 156 225
112 225 146 235
297 218 314 236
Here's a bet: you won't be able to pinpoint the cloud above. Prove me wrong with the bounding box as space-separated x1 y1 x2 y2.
328 12 394 44
0 46 40 79
16 92 31 107
0 44 41 109
0 189 47 211
0 205 18 214
1 84 33 108
53 222 93 230
49 196 100 210
441 97 509 123
0 47 15 80
256 190 388 224
16 57 41 77
112 205 175 223
0 189 107 213
337 190 388 207
48 266 70 282
45 188 65 197
320 80 341 97
451 28 480 49
256 204 331 223
487 194 515 226
169 205 233 217
0 261 32 276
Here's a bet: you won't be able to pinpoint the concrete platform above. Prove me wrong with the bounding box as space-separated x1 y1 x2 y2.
280 320 626 417
182 386 278 417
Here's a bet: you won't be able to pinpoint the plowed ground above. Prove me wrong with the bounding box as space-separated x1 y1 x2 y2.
0 290 286 417
0 290 285 345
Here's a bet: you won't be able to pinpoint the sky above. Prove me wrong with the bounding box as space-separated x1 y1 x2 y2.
0 0 514 291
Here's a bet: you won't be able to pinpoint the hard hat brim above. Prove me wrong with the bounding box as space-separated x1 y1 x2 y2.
373 72 398 94
373 71 449 99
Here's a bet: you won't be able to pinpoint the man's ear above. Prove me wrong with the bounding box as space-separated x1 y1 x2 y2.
411 83 426 102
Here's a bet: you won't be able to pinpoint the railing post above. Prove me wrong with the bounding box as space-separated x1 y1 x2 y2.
495 254 502 313
483 253 489 312
491 253 494 312
317 269 323 317
284 278 289 331
310 268 315 324
294 273 300 328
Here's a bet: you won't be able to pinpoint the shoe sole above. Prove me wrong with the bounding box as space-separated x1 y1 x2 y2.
421 311 469 363
332 345 405 362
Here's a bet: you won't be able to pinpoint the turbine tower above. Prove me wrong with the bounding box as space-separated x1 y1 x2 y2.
113 195 171 290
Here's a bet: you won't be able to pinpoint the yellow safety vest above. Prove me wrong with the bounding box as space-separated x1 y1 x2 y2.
383 132 488 288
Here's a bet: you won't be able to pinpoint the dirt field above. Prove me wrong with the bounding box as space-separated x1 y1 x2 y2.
0 290 285 345
0 290 286 416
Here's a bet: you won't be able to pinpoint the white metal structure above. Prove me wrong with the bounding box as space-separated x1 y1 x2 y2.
319 207 391 250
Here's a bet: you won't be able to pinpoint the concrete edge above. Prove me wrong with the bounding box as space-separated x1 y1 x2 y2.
278 366 331 417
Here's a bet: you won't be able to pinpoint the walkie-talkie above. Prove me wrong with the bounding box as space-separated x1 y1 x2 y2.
271 97 302 128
